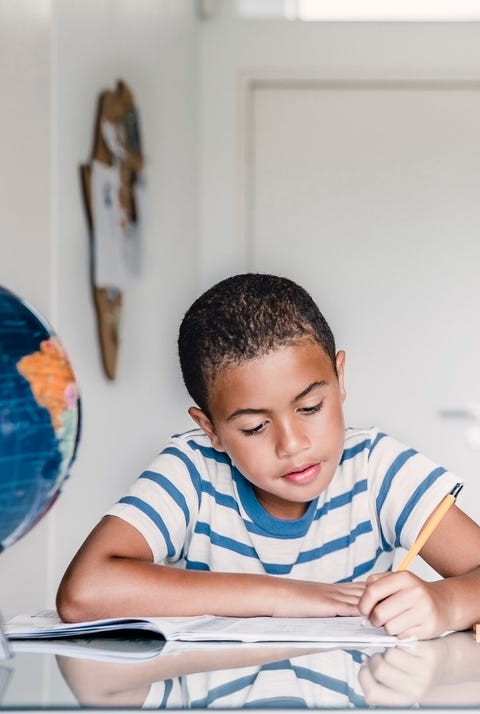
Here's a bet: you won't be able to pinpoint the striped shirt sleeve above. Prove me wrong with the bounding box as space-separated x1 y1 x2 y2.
106 440 203 563
366 431 462 551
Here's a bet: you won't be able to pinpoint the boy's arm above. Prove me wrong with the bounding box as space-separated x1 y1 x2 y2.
56 515 364 622
359 505 480 639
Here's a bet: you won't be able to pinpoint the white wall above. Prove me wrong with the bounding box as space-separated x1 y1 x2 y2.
0 0 199 617
198 10 480 287
0 0 52 312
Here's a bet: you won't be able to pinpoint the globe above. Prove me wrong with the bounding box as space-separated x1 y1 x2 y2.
0 286 81 552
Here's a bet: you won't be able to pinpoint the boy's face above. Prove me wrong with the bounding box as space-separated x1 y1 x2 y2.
189 341 346 520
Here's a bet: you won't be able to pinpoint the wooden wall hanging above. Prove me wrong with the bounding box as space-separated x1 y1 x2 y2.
80 80 144 379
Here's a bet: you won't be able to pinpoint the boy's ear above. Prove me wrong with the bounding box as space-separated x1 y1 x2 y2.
335 350 347 402
188 407 225 452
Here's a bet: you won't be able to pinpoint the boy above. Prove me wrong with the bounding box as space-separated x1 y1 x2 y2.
57 273 480 639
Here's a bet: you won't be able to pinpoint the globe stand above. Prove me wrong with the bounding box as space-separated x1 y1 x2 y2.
0 612 12 659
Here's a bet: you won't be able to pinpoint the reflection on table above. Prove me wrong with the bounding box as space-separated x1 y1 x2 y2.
1 629 480 709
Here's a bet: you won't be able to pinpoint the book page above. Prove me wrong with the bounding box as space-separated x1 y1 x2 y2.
170 616 407 644
5 610 211 640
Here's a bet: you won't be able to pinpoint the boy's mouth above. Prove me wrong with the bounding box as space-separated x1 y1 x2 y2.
282 463 321 485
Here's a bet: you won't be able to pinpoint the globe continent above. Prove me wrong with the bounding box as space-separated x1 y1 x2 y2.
0 286 81 551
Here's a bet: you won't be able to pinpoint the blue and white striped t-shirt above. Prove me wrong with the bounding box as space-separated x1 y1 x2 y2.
106 427 460 582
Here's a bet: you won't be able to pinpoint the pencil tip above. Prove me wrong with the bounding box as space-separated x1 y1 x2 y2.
451 482 463 498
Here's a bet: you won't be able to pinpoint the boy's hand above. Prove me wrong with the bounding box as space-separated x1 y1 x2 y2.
273 580 366 618
358 571 449 640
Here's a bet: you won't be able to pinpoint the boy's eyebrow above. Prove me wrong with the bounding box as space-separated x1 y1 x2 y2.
294 380 327 401
226 381 327 422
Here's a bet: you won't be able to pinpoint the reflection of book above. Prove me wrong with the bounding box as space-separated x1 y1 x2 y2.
10 635 363 664
0 609 12 659
6 610 406 645
0 664 12 704
10 633 167 663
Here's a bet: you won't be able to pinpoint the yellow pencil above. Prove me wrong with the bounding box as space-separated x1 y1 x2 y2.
396 482 463 572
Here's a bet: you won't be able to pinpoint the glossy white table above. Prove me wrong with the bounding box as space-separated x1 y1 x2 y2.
1 629 480 711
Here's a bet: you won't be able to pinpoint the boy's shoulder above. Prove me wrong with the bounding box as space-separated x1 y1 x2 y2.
165 428 232 467
170 427 211 447
343 426 403 460
344 425 382 445
343 427 423 463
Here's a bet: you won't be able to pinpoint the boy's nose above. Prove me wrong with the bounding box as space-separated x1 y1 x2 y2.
274 420 310 459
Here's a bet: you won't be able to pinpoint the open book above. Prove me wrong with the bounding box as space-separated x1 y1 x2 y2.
5 610 407 645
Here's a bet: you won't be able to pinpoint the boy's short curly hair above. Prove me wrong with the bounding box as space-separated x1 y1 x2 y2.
178 273 336 414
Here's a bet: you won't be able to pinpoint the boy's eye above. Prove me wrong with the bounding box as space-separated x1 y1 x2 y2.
299 401 324 415
242 421 268 437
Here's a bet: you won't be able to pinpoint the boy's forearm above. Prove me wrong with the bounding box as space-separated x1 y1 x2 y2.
434 565 480 632
58 558 276 621
57 557 363 622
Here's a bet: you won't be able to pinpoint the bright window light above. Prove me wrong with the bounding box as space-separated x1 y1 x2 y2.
236 0 480 20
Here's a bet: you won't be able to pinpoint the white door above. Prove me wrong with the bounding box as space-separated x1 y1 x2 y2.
248 79 480 528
